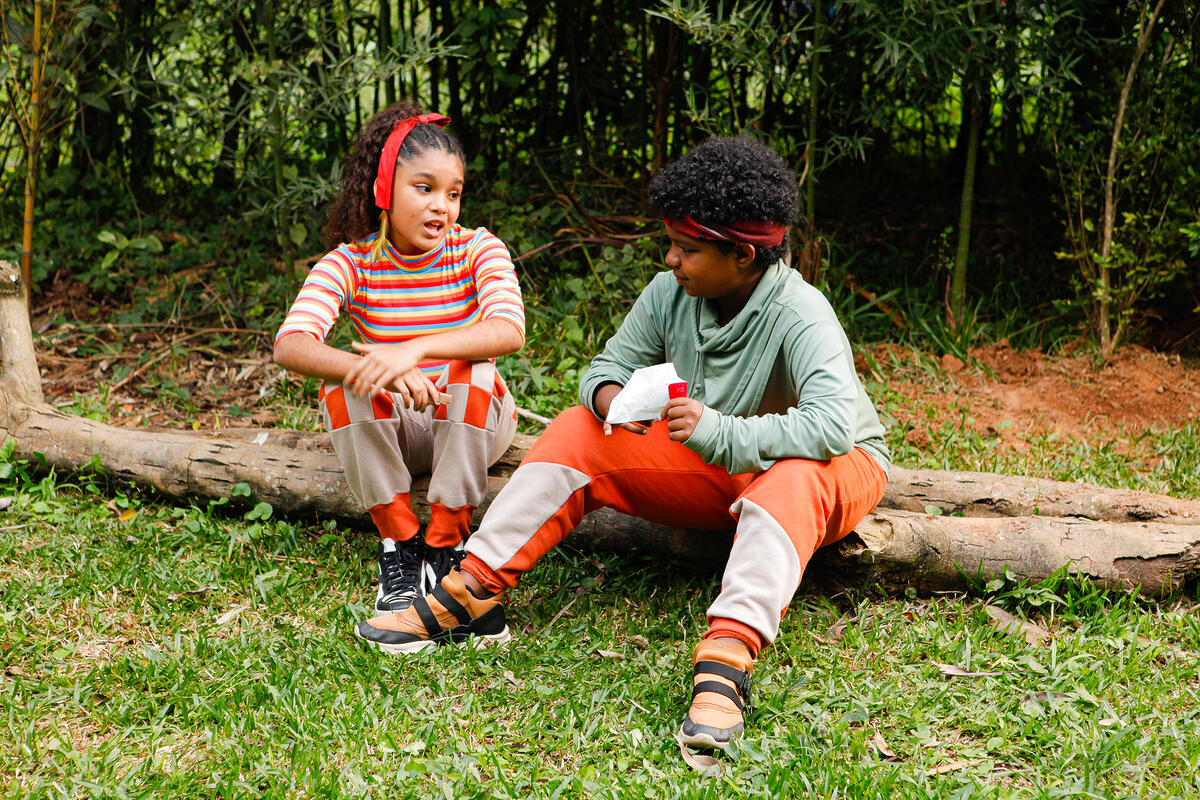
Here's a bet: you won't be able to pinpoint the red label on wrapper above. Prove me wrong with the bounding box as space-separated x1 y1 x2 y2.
668 381 688 399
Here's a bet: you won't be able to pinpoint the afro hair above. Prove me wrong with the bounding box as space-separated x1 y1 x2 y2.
648 137 799 269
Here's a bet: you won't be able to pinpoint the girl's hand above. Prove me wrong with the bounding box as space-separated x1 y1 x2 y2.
664 397 703 442
388 366 440 409
346 341 425 400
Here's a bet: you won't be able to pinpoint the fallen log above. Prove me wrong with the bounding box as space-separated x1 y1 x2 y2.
3 260 1199 596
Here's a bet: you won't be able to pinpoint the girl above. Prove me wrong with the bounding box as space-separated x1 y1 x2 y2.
274 102 525 614
353 137 889 752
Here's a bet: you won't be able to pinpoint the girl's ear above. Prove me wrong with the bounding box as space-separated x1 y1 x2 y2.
734 242 756 269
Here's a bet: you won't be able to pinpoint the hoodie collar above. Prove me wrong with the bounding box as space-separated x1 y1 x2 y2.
693 261 791 352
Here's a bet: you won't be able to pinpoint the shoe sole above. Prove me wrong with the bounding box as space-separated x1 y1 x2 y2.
676 730 732 751
354 625 512 656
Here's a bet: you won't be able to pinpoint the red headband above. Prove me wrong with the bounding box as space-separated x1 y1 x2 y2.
373 113 452 209
664 216 787 248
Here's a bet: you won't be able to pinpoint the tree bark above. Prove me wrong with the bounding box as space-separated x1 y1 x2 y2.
1098 0 1166 360
3 261 1199 597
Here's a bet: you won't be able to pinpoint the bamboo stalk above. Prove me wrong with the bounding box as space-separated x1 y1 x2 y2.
20 0 44 293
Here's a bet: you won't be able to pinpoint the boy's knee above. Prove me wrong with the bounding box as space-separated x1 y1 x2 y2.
523 406 605 464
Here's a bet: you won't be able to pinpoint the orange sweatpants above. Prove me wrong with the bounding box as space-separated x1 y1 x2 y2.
462 405 887 654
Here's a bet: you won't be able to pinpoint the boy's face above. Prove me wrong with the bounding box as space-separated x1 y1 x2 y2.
664 230 760 313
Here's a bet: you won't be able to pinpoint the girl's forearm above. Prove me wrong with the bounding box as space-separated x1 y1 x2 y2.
407 317 524 363
273 318 523 383
273 332 360 383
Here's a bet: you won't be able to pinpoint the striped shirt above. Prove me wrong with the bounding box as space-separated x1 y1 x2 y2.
276 225 525 376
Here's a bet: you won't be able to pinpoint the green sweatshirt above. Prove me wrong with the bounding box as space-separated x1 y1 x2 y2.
579 261 890 477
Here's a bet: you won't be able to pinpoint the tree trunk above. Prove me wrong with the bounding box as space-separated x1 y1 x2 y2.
3 261 1199 597
949 90 981 333
1098 0 1166 360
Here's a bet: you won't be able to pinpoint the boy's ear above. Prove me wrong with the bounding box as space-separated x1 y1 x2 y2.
734 242 756 269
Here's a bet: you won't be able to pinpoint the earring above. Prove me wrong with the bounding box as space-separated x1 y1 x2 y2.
369 211 390 262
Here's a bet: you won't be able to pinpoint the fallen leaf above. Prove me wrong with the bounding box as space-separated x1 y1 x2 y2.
627 635 651 650
936 662 1001 678
926 758 986 776
1020 690 1068 713
0 497 12 512
872 731 900 762
4 665 29 678
216 605 249 626
674 733 724 776
984 605 1050 646
594 649 624 659
825 614 851 641
502 670 524 688
168 586 217 601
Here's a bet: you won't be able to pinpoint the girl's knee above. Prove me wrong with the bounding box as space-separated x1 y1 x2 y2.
441 359 501 391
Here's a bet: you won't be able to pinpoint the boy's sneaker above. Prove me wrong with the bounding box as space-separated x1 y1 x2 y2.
678 639 755 750
375 537 424 613
355 570 510 655
423 541 466 593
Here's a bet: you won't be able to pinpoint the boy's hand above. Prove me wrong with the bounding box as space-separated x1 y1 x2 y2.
593 382 650 436
664 397 703 442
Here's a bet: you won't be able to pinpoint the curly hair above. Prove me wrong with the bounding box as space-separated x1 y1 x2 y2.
647 137 799 269
321 101 466 250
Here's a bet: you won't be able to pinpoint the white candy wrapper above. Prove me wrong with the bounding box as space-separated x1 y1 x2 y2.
604 363 684 424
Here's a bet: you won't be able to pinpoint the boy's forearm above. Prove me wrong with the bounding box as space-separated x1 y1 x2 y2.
591 383 623 419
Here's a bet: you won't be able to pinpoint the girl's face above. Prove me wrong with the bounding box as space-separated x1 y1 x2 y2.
386 149 464 254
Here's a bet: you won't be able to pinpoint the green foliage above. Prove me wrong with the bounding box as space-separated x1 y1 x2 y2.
1049 3 1200 355
507 240 660 420
2 0 1198 355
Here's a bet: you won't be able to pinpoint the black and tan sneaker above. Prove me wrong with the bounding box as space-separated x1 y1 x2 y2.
355 569 510 655
678 639 754 750
375 536 424 613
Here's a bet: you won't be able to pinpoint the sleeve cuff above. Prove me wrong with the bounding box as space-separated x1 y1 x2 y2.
683 404 720 462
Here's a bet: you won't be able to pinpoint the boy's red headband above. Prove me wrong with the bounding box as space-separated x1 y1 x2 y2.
373 113 451 209
664 216 787 248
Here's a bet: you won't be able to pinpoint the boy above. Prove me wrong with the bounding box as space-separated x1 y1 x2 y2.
353 137 890 750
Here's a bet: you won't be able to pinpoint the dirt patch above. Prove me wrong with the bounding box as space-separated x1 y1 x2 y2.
875 341 1200 451
21 273 1200 443
968 343 1199 435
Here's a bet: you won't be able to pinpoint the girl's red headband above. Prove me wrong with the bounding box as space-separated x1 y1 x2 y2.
373 113 452 210
664 216 787 248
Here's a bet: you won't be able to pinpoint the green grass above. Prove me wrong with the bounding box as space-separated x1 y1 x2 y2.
3 437 1200 798
6 258 1200 796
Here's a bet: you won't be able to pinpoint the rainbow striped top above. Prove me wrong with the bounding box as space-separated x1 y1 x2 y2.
276 225 525 376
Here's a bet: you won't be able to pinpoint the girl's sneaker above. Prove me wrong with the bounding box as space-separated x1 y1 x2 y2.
354 569 510 655
375 537 424 612
423 541 466 594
